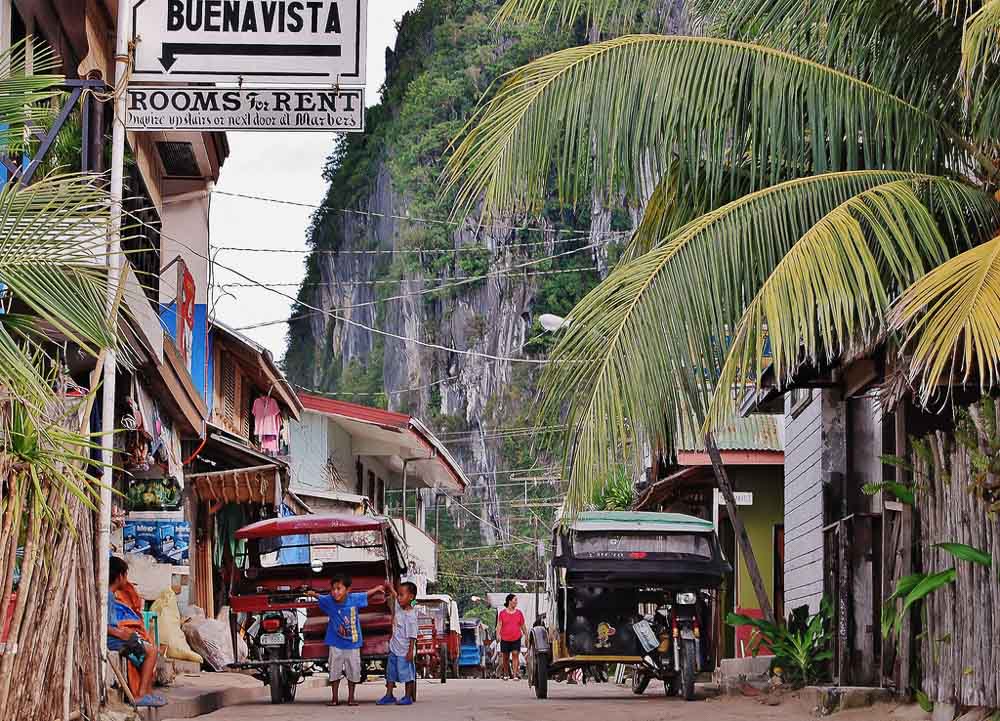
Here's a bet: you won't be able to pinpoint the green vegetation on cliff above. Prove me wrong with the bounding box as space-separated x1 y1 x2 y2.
284 0 617 394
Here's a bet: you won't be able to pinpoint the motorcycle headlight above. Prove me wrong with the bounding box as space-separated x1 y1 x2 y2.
675 592 697 605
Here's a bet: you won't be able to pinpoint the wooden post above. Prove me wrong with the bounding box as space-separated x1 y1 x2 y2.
895 403 913 695
837 517 851 685
705 433 775 624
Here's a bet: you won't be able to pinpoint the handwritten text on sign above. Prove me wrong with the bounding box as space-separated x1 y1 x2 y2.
125 87 365 132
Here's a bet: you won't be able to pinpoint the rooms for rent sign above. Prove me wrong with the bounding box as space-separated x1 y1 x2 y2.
125 86 364 131
131 0 367 84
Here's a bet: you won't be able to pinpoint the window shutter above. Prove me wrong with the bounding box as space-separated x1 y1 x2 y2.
222 353 236 423
241 383 252 439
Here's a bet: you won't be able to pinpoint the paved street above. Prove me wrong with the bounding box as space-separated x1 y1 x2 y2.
160 678 905 721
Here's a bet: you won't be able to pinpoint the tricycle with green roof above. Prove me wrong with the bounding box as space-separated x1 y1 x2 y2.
526 511 730 701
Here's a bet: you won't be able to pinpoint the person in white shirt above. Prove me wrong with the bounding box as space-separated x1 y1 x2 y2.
378 582 419 705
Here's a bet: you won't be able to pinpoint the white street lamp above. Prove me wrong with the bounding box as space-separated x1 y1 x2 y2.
538 313 571 332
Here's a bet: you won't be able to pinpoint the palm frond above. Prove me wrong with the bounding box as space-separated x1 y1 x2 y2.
0 174 118 356
540 170 939 510
707 178 1000 428
624 157 762 262
700 0 965 117
962 1 1000 118
445 35 983 219
493 0 688 35
622 167 687 262
889 235 1000 402
0 39 64 147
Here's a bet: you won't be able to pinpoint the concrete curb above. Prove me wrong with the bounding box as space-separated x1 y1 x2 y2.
801 685 893 714
149 676 327 720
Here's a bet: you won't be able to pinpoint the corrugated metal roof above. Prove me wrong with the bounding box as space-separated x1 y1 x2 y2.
676 414 783 452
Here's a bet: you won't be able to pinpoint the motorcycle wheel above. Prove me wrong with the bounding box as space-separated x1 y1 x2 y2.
282 669 297 703
631 670 650 695
680 639 697 701
440 645 449 684
268 660 283 705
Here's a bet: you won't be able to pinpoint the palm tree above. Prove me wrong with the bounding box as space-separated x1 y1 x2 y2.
0 41 124 720
445 0 1000 620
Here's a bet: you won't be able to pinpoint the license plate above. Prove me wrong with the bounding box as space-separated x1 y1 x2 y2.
260 632 285 646
680 629 696 640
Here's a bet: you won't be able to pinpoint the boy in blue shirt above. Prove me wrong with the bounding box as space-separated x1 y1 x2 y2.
307 574 385 706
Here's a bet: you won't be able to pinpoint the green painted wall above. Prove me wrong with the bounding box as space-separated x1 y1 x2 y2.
727 467 784 611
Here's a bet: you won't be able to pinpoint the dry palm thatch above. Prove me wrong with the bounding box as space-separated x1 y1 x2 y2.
0 41 126 721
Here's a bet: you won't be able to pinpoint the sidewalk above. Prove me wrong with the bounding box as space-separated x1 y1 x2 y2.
144 670 326 721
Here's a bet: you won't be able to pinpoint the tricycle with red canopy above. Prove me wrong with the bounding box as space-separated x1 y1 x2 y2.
227 513 407 704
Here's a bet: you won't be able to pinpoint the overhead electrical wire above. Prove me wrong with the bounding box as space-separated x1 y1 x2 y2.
226 242 599 315
211 188 630 240
218 265 599 289
293 377 458 398
126 211 580 365
213 232 602 255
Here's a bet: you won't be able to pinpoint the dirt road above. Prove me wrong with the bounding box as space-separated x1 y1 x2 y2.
161 677 910 721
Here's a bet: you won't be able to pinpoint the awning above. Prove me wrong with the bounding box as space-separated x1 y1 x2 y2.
187 464 280 505
634 466 709 510
187 426 288 505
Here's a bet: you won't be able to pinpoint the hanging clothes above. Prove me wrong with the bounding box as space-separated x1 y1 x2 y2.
252 396 282 454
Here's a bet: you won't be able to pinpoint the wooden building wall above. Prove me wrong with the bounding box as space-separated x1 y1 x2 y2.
783 389 826 612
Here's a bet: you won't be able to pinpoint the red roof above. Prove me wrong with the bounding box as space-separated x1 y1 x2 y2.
296 392 469 492
299 394 410 431
235 513 385 539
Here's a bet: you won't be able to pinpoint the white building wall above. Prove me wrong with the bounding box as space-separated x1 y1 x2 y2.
289 411 329 492
327 421 355 492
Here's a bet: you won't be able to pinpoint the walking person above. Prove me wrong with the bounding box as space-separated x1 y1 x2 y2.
497 594 527 680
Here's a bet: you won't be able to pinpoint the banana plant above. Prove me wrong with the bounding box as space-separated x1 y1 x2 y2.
726 597 834 686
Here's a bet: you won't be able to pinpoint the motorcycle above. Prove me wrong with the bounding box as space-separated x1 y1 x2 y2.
629 592 704 701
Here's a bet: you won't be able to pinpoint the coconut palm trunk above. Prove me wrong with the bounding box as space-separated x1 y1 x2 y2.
0 39 128 721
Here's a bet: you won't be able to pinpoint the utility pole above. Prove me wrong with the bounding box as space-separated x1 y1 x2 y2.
98 0 132 691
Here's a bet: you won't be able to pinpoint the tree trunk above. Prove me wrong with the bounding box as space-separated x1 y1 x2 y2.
704 432 776 625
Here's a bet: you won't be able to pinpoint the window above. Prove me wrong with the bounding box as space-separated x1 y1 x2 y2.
573 532 712 558
788 387 812 418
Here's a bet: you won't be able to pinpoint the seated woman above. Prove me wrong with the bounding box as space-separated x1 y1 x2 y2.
107 556 165 708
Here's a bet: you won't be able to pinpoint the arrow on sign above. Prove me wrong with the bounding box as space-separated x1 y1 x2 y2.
158 43 343 71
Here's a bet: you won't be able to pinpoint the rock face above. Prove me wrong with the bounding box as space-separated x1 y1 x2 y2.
282 0 671 541
289 161 607 542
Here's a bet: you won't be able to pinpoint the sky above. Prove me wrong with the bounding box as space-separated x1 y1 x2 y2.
209 0 420 362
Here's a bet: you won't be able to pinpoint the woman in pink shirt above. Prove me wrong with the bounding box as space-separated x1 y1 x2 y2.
497 594 527 680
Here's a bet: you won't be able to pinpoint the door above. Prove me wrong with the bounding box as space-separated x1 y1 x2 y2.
773 525 785 623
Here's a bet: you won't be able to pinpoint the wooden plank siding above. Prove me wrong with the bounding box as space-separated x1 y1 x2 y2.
783 390 826 613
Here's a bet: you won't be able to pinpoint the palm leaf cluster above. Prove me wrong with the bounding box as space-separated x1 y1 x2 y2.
446 0 1000 505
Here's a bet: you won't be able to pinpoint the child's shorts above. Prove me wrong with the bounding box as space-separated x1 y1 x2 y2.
328 647 362 684
386 652 416 683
